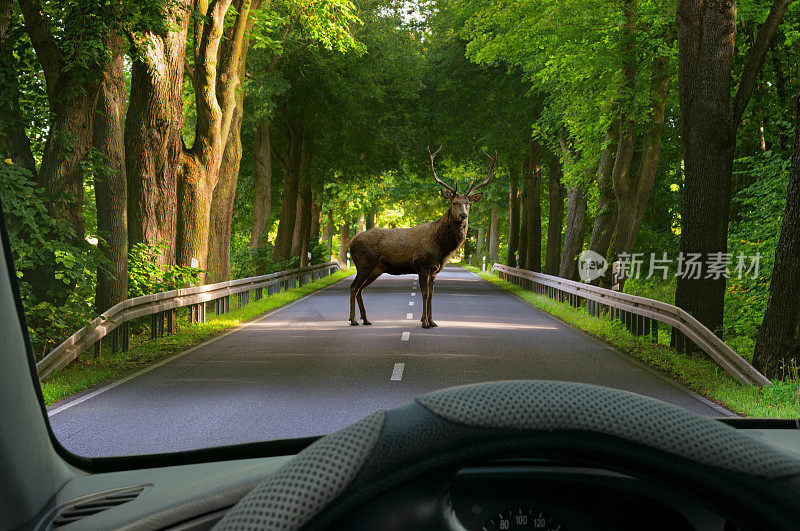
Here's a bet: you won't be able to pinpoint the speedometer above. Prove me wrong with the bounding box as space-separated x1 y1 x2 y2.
481 507 565 530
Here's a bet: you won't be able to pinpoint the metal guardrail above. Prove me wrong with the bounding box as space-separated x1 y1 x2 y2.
491 263 770 387
36 262 342 379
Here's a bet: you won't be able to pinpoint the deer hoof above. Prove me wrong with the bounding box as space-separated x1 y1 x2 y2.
421 322 430 329
362 319 372 325
429 321 438 327
350 320 359 326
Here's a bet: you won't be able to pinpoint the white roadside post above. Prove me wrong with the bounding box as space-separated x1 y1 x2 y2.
482 255 486 272
347 252 350 270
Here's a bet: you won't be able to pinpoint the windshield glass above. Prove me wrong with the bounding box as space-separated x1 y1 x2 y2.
2 0 798 458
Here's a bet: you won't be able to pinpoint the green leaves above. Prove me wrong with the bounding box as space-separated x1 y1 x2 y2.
127 242 204 298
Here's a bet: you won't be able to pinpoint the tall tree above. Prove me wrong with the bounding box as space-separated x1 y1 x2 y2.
176 0 253 276
207 0 263 282
0 0 36 176
488 204 499 262
588 122 618 263
505 169 520 266
272 124 303 260
608 54 670 261
126 2 190 265
522 140 542 272
250 119 273 250
93 34 128 311
753 60 800 378
674 0 793 336
15 0 110 300
545 153 565 276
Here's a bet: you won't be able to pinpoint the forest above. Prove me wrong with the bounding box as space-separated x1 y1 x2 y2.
1 0 800 384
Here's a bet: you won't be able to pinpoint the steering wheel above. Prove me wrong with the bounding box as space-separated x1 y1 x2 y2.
213 381 800 530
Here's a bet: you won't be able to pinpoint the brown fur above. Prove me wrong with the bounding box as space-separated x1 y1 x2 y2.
347 148 495 328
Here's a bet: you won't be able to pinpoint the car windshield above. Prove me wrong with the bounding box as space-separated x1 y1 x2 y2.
2 0 798 458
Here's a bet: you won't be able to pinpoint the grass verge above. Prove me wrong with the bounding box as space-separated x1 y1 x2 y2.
459 264 799 418
41 268 354 407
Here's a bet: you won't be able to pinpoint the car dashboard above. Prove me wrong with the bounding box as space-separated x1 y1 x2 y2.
33 422 800 530
449 462 724 530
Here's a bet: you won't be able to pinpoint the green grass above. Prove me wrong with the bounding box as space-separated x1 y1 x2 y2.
459 264 800 418
40 269 354 407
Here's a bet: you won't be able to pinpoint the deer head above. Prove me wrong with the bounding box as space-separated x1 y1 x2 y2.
428 146 497 224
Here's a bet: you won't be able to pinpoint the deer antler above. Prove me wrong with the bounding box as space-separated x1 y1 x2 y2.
467 150 497 195
427 145 458 194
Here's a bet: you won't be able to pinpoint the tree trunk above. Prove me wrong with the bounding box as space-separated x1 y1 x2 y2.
357 213 366 233
518 154 529 270
524 140 542 272
488 205 500 262
674 0 791 336
545 153 565 276
294 184 312 266
310 199 322 243
365 207 377 229
609 55 670 263
93 34 128 312
272 126 303 261
338 217 350 266
753 69 800 377
125 5 190 265
250 119 272 249
16 0 107 302
771 43 789 151
559 186 587 280
206 103 242 282
325 210 334 251
588 121 619 262
291 140 312 261
208 10 258 282
505 169 520 267
476 227 485 260
0 1 37 176
176 0 252 277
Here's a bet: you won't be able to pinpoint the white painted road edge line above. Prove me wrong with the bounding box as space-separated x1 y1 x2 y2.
390 363 405 381
48 273 355 417
401 331 410 341
406 313 413 319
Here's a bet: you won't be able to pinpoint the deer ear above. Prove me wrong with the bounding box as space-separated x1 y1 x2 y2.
440 187 453 200
468 192 484 202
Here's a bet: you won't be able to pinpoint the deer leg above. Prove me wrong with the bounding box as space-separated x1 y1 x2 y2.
427 275 437 327
356 268 382 325
349 273 368 325
418 272 431 328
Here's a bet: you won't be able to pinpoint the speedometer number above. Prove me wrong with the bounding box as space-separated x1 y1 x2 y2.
482 508 564 531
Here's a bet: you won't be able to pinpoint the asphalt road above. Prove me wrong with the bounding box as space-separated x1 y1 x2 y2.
48 266 731 457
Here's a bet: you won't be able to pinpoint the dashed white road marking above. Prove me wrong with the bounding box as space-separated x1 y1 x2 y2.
390 363 405 381
411 292 416 296
401 331 410 341
406 313 413 319
409 301 414 306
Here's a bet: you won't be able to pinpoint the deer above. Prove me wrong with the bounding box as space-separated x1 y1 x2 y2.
347 146 496 328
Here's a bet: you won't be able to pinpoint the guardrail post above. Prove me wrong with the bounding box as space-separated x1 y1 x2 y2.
167 309 174 335
651 320 658 341
122 321 129 351
94 338 101 358
111 328 119 354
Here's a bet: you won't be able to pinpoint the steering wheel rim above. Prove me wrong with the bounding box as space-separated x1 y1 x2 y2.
214 381 800 530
